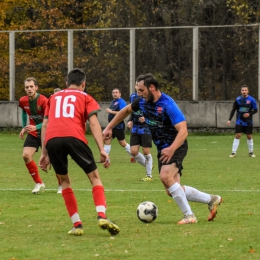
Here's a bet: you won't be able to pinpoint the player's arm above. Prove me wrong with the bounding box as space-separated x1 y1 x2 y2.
89 113 110 168
160 121 188 163
19 109 27 139
227 101 237 125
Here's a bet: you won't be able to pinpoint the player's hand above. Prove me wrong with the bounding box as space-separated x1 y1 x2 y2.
38 155 51 172
98 151 110 168
103 128 112 140
127 121 133 129
243 113 249 118
19 128 26 140
24 125 36 132
138 116 146 123
226 120 231 126
159 147 174 164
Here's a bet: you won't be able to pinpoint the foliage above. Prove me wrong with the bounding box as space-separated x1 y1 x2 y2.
0 0 259 101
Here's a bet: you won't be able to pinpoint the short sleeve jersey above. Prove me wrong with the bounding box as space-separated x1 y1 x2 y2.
18 93 48 138
129 92 151 135
131 92 187 153
108 97 126 130
44 89 100 145
234 95 258 126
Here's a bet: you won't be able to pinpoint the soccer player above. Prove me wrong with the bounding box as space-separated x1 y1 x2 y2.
103 73 222 224
104 88 134 160
227 85 258 157
127 83 153 181
38 68 120 236
19 77 48 194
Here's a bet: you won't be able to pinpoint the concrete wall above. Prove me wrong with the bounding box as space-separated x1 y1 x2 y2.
1 101 259 129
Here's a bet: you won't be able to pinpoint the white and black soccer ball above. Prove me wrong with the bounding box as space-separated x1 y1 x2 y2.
137 201 158 223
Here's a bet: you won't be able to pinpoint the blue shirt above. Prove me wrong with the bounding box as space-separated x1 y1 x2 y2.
129 92 151 135
234 95 257 126
131 92 187 152
108 97 127 130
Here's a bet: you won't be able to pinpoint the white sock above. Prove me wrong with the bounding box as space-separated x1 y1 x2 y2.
104 145 111 155
247 139 253 153
232 138 240 153
168 183 193 215
134 153 146 167
71 213 81 224
124 143 132 156
145 154 153 177
184 185 211 204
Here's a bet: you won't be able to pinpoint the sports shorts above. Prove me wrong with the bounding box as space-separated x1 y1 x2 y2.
235 125 253 135
112 128 125 141
158 141 188 176
46 137 97 175
130 133 152 148
23 134 41 152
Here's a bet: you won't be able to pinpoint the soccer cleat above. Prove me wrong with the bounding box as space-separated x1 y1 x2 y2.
249 152 256 157
177 214 197 224
140 176 153 181
98 217 120 236
68 224 83 236
130 157 136 163
229 153 236 157
32 183 45 194
208 195 222 221
57 185 62 194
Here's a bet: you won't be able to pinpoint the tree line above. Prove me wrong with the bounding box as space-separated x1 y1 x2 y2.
0 0 259 101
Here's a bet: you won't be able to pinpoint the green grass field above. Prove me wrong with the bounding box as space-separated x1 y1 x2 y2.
0 132 260 260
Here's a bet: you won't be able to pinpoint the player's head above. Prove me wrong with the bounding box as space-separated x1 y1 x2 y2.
112 88 121 99
24 77 38 98
54 88 61 93
136 73 159 102
67 68 86 89
241 85 249 97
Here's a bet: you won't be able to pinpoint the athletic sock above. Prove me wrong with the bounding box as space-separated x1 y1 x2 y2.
134 153 146 167
232 138 240 153
62 188 82 227
26 160 42 184
168 183 193 215
104 145 111 155
145 154 153 177
247 138 254 153
183 185 211 203
124 143 132 156
92 185 107 219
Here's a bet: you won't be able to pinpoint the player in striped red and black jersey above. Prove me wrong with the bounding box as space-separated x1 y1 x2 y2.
19 77 48 194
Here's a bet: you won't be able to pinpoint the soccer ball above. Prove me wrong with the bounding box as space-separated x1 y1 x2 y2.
137 201 158 223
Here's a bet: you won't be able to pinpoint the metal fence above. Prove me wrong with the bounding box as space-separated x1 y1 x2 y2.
0 24 260 102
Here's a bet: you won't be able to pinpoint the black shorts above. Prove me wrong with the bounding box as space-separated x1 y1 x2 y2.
158 142 188 176
130 133 152 148
46 137 97 175
112 128 125 141
23 134 41 152
235 125 253 135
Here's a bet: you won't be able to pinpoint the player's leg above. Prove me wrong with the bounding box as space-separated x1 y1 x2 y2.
141 134 153 180
230 125 242 157
47 137 83 236
104 135 112 155
245 126 255 157
130 134 146 166
116 129 134 159
160 162 197 224
23 135 45 194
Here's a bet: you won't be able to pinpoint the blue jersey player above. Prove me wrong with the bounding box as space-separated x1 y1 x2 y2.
227 85 258 157
104 88 133 159
103 73 222 224
127 85 153 181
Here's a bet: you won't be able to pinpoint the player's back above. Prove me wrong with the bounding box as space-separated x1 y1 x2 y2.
45 89 100 144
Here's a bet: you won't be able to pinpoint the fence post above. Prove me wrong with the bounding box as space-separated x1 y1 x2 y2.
9 31 15 101
258 25 260 101
68 30 73 73
193 26 199 101
129 29 136 95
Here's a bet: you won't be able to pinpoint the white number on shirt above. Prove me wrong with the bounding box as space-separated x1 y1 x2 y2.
55 95 76 118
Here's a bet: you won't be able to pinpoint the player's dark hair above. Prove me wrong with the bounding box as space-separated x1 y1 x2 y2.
24 77 38 86
241 85 249 90
112 88 121 93
67 68 86 86
136 73 159 90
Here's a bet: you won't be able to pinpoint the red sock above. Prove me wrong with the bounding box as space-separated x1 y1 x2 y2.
56 174 61 185
26 160 42 183
62 188 82 227
92 185 107 219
